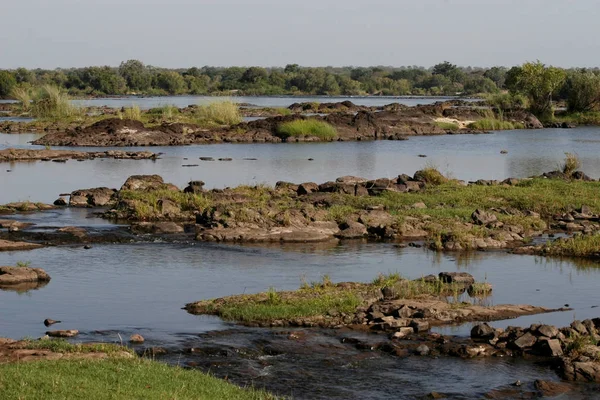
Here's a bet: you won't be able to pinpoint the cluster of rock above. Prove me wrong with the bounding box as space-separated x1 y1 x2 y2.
0 148 158 163
48 171 600 254
470 320 600 382
30 102 544 147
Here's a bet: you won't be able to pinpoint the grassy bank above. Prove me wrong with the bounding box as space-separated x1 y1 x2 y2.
0 339 272 400
0 358 272 400
543 234 600 258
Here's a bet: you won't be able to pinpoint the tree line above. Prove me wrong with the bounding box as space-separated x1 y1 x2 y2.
0 60 599 116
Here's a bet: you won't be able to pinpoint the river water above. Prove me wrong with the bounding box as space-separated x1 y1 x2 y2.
2 120 600 398
1 127 600 204
72 95 459 109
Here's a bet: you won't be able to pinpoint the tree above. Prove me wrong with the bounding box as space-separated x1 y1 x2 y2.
507 61 566 119
463 76 498 95
0 71 17 97
241 67 268 84
14 68 35 85
155 71 186 94
119 60 152 92
82 67 127 94
483 67 507 89
564 69 600 112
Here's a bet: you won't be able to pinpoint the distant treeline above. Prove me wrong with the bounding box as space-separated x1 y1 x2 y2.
1 60 600 116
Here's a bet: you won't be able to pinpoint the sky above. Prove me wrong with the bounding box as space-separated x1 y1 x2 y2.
1 0 598 69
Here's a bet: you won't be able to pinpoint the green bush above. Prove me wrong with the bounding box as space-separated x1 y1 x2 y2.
276 119 337 140
194 101 242 126
31 85 82 120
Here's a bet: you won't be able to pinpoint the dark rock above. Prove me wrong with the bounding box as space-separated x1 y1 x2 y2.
183 180 205 194
337 221 367 239
537 339 563 357
471 323 496 341
471 209 498 226
53 197 68 206
537 325 559 338
297 182 319 195
512 332 537 349
533 380 572 397
438 272 475 286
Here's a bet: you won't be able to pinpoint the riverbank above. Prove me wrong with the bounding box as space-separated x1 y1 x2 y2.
0 338 272 400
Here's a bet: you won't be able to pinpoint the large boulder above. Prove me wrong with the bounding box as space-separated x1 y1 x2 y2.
438 272 475 286
183 180 205 194
471 209 498 226
121 175 173 192
69 187 116 207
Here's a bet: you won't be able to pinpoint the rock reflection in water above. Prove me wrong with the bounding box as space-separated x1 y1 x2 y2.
0 280 49 293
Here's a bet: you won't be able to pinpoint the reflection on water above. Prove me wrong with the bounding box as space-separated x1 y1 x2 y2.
2 127 600 204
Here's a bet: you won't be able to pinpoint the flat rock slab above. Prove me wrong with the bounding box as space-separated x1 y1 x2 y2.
0 339 133 364
46 330 79 338
375 299 566 326
0 240 43 252
0 266 50 285
0 148 157 162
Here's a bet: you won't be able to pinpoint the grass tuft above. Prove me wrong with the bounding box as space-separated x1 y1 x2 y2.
468 119 524 130
30 85 83 120
194 101 242 127
276 119 337 140
561 152 581 176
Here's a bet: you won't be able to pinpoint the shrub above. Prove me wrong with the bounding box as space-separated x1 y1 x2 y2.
31 85 82 120
194 101 242 126
276 119 337 140
561 152 581 176
118 105 142 121
11 86 32 111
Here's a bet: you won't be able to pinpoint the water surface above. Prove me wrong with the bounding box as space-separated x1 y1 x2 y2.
72 95 459 110
1 127 600 204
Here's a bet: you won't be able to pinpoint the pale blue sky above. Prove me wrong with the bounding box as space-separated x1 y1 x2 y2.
1 0 597 69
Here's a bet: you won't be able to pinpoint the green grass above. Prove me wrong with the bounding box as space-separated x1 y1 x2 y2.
543 234 600 258
326 204 357 223
187 272 488 323
435 121 460 131
118 189 212 220
117 105 142 121
15 261 31 268
18 338 132 355
468 118 524 130
194 101 242 127
195 287 362 323
276 119 337 140
555 111 600 125
0 358 272 400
